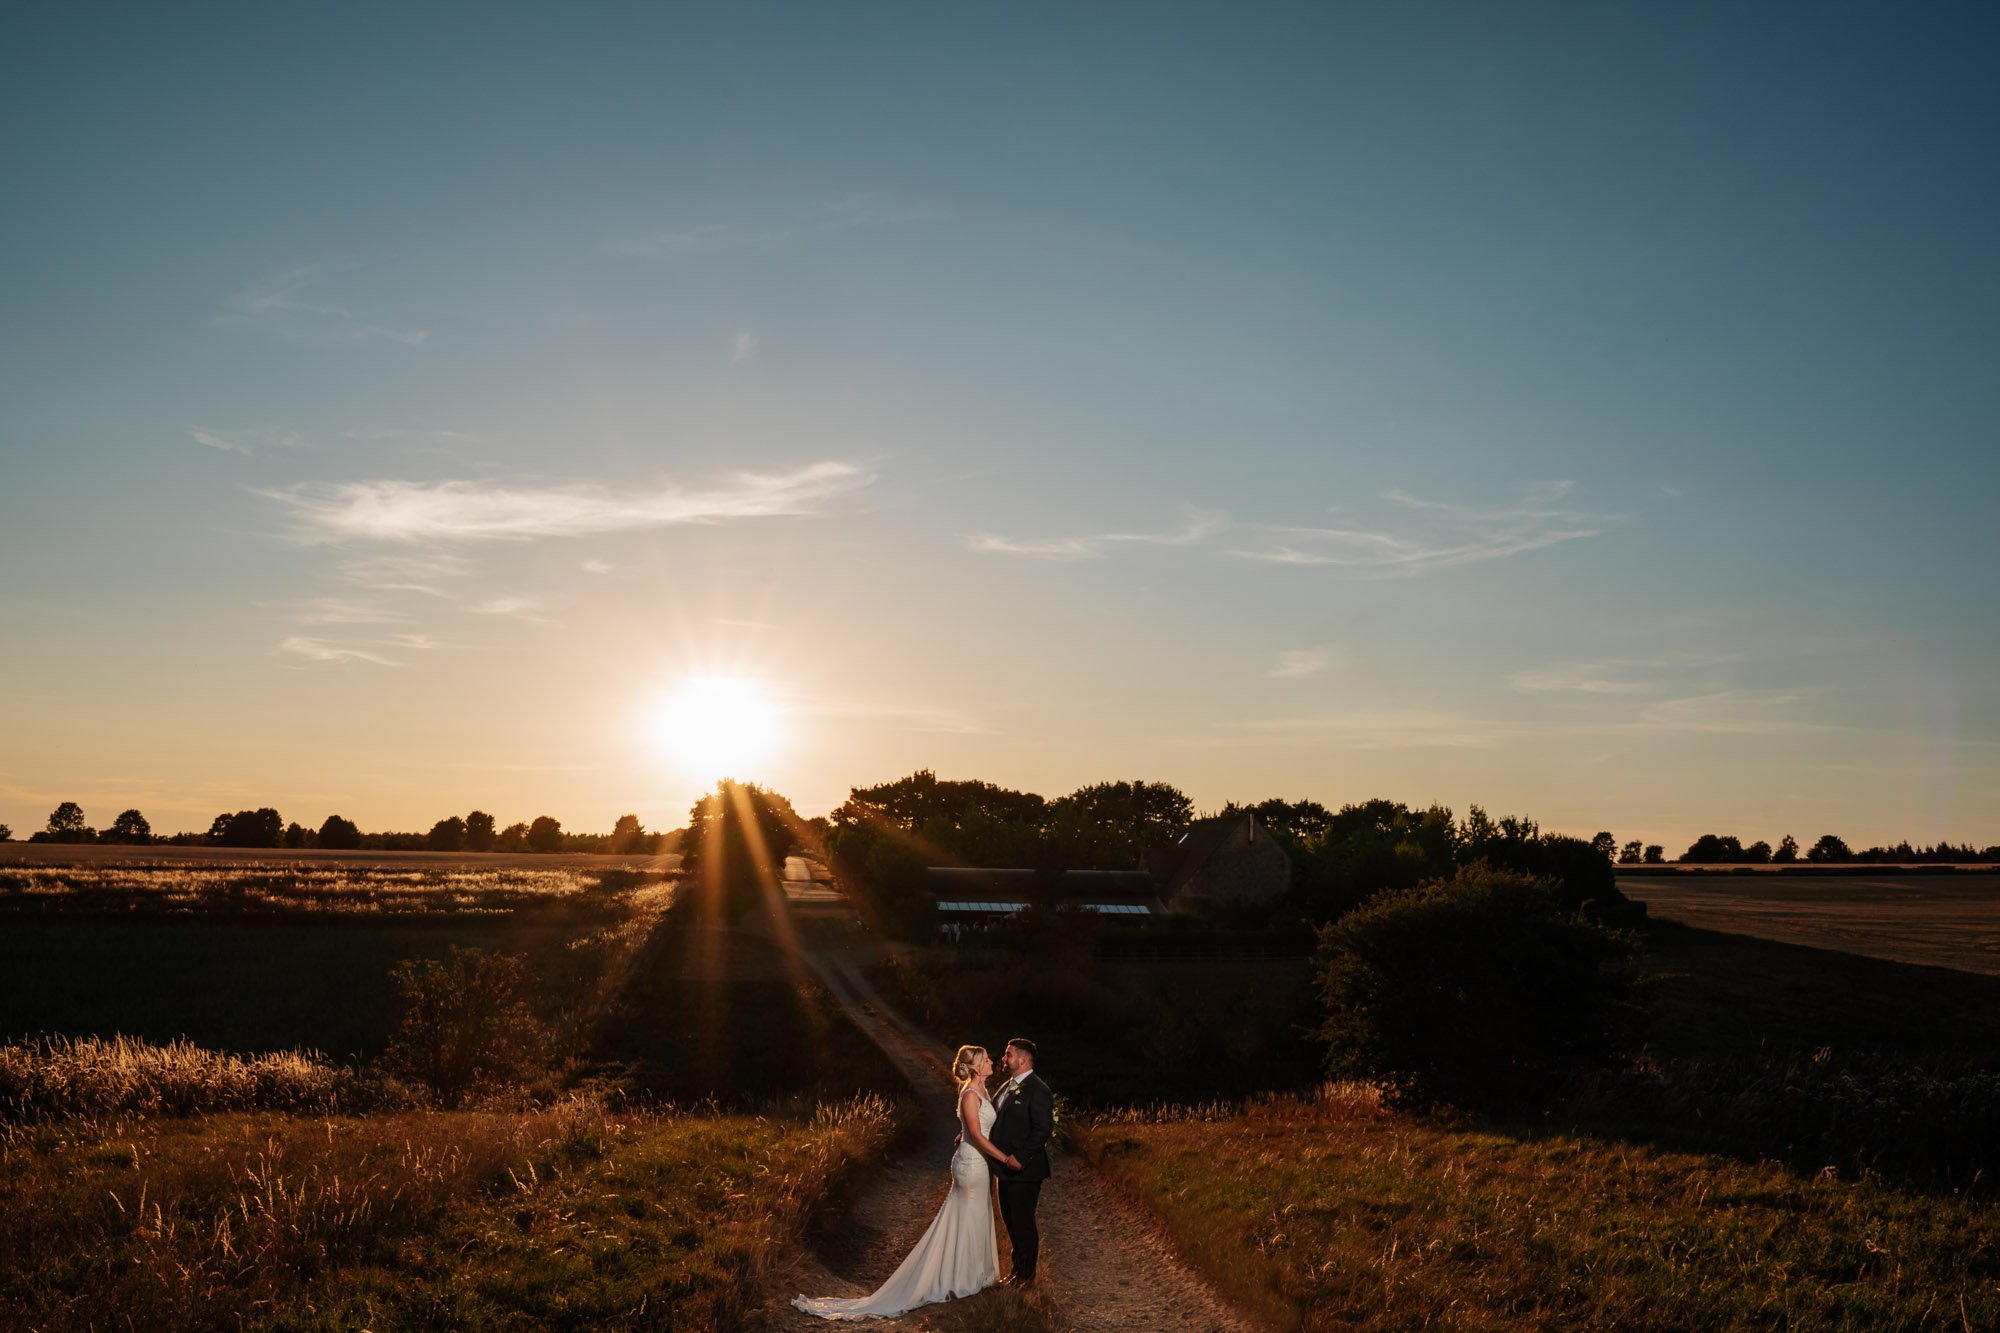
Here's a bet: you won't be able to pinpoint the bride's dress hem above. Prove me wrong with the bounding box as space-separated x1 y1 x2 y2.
791 1095 1000 1321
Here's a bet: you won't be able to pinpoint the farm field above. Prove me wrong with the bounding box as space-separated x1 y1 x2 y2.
0 842 680 871
1623 871 2000 976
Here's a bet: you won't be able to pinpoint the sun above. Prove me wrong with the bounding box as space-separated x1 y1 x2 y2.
653 675 784 781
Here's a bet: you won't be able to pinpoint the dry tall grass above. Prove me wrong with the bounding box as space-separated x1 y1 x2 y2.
1075 1083 2000 1331
0 1092 896 1329
0 1034 402 1120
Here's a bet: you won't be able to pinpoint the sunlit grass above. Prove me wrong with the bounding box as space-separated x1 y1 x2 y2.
0 1035 406 1121
0 864 671 915
0 1093 895 1330
1075 1086 2000 1331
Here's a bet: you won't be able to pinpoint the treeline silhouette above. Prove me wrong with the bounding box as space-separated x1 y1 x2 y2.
13 801 680 855
1646 831 2000 865
825 771 1637 941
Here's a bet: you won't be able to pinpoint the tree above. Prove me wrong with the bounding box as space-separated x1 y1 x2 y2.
607 813 652 855
283 821 311 848
497 821 530 853
379 947 550 1108
1618 840 1643 865
464 810 497 852
1050 780 1195 864
0 824 11 842
1313 865 1640 1112
526 815 563 853
210 808 283 848
318 814 363 850
105 809 152 844
427 816 466 852
684 781 800 921
1643 845 1665 864
1680 833 1746 863
1807 834 1854 864
1772 834 1800 864
1283 798 1459 924
1590 831 1617 860
1742 839 1773 864
46 802 88 842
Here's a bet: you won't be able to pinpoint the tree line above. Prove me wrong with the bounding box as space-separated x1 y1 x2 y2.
1644 832 2000 865
820 771 1640 940
9 801 680 855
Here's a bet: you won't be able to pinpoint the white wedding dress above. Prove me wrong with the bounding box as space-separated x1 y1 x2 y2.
793 1093 999 1320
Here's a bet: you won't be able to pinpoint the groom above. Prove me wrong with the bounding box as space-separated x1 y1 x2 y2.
989 1037 1053 1284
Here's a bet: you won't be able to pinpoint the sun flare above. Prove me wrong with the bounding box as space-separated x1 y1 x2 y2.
654 675 783 781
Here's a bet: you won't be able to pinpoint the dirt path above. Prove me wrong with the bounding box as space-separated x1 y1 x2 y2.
752 879 1267 1333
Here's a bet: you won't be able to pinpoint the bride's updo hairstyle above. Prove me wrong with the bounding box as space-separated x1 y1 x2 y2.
951 1045 988 1088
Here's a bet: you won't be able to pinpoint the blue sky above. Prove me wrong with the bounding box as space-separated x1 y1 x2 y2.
3 3 1995 848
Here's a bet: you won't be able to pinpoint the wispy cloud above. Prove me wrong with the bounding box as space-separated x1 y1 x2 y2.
289 598 410 626
966 508 1226 561
609 193 938 258
792 698 996 735
1624 689 1828 736
1266 648 1331 679
1228 481 1608 577
335 551 476 596
277 636 404 667
221 265 430 346
966 484 1607 577
1509 659 1663 696
268 461 873 544
340 427 476 445
191 427 303 455
580 558 616 575
468 596 551 622
1211 708 1507 750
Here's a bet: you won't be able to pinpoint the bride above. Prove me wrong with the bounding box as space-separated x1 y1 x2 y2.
793 1045 1018 1320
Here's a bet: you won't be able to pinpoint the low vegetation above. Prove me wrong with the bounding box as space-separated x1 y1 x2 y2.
0 1092 895 1330
1074 1086 2000 1331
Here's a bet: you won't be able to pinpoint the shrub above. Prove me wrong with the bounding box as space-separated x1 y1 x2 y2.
1313 865 1640 1112
379 947 552 1107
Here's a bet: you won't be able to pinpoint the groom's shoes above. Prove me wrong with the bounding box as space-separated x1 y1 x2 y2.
1001 1273 1035 1287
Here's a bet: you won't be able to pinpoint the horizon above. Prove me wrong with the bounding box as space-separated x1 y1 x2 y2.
4 5 1997 852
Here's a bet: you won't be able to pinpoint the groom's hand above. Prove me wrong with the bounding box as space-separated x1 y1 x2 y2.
1004 1154 1022 1171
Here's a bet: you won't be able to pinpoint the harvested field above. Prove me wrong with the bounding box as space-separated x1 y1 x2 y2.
1624 871 2000 976
0 842 679 871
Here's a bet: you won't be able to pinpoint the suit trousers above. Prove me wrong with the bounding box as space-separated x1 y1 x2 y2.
996 1178 1042 1278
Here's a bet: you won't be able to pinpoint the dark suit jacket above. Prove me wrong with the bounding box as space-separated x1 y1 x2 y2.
990 1071 1053 1182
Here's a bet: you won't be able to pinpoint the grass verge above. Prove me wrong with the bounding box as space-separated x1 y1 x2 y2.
1074 1086 2000 1331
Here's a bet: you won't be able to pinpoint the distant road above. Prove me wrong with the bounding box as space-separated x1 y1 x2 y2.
1624 872 2000 976
0 842 682 873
